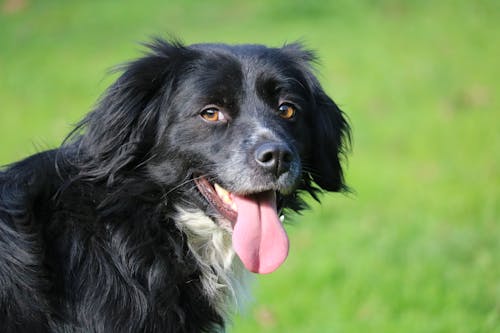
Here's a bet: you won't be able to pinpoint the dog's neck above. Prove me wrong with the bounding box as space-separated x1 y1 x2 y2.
174 206 252 320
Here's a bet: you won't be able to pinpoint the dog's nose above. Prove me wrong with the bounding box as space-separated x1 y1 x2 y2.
254 142 293 177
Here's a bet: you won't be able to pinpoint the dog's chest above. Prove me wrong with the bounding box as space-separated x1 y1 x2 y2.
174 207 252 319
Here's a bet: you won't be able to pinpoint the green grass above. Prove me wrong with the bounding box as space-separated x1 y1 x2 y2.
1 0 499 332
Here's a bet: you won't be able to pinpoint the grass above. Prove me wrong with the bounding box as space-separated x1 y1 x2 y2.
1 0 499 332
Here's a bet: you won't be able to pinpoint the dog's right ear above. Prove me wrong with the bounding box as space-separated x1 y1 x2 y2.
72 39 193 182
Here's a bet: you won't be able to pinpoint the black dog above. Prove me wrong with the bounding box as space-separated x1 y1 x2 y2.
0 39 350 332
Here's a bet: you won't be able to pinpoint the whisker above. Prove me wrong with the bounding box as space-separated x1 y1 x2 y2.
162 172 219 197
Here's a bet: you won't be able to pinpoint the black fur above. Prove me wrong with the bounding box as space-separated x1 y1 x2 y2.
0 39 350 332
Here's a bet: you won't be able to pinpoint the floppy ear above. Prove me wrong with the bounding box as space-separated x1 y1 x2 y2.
309 84 351 192
73 39 191 182
280 43 351 192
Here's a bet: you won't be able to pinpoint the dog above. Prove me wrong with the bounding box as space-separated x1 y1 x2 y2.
0 39 350 332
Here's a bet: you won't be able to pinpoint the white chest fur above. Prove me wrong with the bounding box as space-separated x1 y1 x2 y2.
174 206 252 320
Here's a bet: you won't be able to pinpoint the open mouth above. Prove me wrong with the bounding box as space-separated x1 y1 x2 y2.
194 176 238 225
193 175 289 274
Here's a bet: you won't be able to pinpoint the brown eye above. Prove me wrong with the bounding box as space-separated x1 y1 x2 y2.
200 107 226 122
278 103 296 120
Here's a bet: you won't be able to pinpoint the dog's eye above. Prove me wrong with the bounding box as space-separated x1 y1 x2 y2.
278 103 296 120
200 107 226 122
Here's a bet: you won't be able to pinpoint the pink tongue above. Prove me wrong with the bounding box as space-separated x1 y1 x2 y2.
232 192 289 274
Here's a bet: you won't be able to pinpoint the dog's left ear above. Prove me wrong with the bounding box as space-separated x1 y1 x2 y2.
308 85 351 192
280 43 351 192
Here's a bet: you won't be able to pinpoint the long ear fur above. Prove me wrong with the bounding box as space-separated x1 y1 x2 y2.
281 43 351 192
70 39 192 183
309 85 351 192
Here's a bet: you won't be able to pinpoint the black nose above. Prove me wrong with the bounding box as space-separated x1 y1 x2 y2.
254 142 293 177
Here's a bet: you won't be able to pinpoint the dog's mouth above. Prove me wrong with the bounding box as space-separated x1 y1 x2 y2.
194 176 289 274
194 176 238 224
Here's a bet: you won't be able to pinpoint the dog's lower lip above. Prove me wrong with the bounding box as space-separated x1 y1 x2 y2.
194 176 238 224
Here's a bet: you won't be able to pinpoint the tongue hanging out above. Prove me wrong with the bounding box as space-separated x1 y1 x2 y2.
231 191 289 274
194 177 290 274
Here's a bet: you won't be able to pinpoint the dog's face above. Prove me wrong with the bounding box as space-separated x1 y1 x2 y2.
165 45 315 196
78 40 350 273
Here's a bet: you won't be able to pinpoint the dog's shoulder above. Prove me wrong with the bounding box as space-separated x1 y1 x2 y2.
0 150 61 332
1 149 65 202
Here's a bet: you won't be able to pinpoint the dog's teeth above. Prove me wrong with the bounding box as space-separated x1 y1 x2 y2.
214 183 228 196
214 183 234 208
222 194 232 205
279 215 285 223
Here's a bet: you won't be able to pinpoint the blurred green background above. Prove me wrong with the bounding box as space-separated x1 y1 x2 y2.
1 0 498 332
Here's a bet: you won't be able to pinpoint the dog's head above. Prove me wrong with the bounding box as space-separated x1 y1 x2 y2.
76 39 350 273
